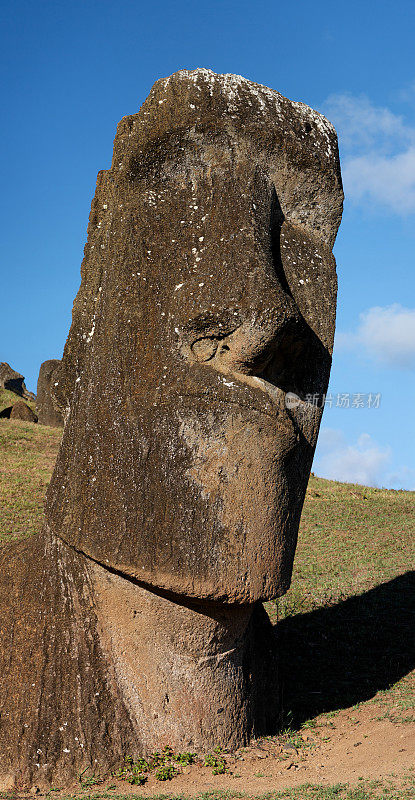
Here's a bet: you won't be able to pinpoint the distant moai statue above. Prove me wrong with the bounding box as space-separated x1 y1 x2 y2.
0 70 342 789
36 360 63 427
0 362 33 399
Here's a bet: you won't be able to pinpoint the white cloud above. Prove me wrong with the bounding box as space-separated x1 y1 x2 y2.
342 149 415 213
316 429 391 487
386 465 415 489
398 81 415 105
324 93 413 152
322 92 415 214
336 304 415 370
314 428 415 490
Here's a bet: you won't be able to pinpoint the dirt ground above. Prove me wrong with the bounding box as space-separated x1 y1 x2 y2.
32 697 413 799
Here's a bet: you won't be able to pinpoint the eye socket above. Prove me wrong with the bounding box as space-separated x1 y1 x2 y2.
191 337 218 362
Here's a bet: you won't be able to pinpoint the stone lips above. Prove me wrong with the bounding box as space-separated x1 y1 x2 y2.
36 360 64 427
48 68 342 604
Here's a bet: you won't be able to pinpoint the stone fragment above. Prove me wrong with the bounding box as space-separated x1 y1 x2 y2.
0 362 26 396
36 360 63 427
9 400 38 422
0 362 35 401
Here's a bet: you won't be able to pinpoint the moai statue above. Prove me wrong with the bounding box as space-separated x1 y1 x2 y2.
36 360 64 427
0 362 32 399
0 70 342 789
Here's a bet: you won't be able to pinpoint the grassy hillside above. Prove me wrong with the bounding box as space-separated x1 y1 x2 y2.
0 387 36 414
1 418 412 719
277 475 414 619
0 418 61 542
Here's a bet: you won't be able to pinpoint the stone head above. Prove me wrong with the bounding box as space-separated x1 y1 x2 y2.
48 69 343 603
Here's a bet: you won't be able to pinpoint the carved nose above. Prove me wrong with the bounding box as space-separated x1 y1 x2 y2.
191 303 304 380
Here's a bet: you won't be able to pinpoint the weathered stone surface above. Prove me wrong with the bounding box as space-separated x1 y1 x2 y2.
36 360 63 427
50 68 342 603
0 533 136 788
0 362 26 397
0 69 342 786
0 530 277 787
0 362 35 401
90 564 278 754
9 400 38 422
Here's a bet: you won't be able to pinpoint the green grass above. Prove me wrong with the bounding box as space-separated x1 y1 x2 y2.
264 475 415 728
0 423 413 726
0 419 61 543
20 772 414 800
268 475 415 621
1 423 412 605
111 748 198 785
0 388 36 414
0 389 18 413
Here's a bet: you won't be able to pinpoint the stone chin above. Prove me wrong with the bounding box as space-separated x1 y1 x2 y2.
46 377 319 605
125 400 312 603
176 401 305 603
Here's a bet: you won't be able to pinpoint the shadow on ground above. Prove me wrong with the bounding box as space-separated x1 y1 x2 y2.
274 570 415 727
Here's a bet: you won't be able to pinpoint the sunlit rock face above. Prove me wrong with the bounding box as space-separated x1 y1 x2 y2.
36 360 63 427
48 69 342 603
0 362 31 398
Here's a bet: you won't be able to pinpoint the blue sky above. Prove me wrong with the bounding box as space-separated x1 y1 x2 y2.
1 0 414 489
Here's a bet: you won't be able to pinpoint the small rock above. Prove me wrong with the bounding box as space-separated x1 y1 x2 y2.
10 401 38 423
249 748 268 758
